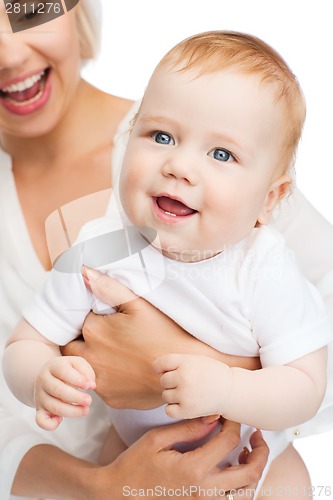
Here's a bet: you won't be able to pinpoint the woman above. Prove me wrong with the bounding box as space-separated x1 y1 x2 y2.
0 1 269 498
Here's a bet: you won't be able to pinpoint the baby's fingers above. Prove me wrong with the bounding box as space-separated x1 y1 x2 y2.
162 388 179 405
160 370 177 389
35 408 63 431
49 356 96 390
162 390 187 418
153 353 185 374
42 374 93 407
37 392 91 422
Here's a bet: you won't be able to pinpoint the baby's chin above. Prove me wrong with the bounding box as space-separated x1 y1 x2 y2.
158 244 219 263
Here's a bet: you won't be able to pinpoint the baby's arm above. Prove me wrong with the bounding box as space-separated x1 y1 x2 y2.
153 347 327 431
3 319 96 430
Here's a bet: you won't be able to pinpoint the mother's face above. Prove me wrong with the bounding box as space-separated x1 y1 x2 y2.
0 6 82 138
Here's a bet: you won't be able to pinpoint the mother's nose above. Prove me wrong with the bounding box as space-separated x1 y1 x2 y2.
0 31 30 71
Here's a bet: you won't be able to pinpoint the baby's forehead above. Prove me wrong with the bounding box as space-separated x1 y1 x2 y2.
154 62 276 90
149 64 282 113
142 68 285 138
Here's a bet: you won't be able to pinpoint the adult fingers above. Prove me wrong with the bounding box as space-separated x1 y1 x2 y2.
201 464 257 497
145 418 219 450
202 430 269 493
187 420 241 472
240 430 269 482
61 337 85 358
201 414 221 425
82 266 138 310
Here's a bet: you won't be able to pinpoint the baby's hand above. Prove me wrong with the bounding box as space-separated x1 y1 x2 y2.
153 353 231 420
34 356 96 431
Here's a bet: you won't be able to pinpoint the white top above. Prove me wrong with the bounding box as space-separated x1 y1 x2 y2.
23 223 331 367
0 154 111 499
21 216 333 493
22 218 332 451
1 104 333 498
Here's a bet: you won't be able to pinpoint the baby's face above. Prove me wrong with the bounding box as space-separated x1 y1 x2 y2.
120 65 289 261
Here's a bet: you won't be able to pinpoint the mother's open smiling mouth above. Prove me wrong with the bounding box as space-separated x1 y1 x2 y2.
0 68 51 115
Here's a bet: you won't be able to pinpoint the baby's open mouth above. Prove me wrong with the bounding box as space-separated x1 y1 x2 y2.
0 68 50 106
155 196 197 217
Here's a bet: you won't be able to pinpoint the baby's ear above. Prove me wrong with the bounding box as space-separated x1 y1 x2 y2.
258 174 291 225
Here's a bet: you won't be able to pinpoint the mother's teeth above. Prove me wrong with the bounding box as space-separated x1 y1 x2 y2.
3 71 44 93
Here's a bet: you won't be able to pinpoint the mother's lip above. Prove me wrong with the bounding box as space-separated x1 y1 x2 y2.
1 71 44 94
0 67 49 91
0 68 51 115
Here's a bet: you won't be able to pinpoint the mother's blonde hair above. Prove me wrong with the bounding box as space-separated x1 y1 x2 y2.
75 0 101 60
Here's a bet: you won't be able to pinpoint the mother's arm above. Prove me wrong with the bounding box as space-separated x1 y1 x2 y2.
62 270 260 409
12 419 268 499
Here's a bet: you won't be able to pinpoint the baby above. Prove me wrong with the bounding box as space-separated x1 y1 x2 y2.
3 31 332 492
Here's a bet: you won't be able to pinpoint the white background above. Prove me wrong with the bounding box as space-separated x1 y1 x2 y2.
83 0 333 489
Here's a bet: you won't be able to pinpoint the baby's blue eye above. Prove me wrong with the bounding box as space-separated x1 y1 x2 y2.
152 132 174 145
209 148 234 162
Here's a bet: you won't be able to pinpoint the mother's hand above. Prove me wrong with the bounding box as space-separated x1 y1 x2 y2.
62 270 260 409
92 419 268 500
